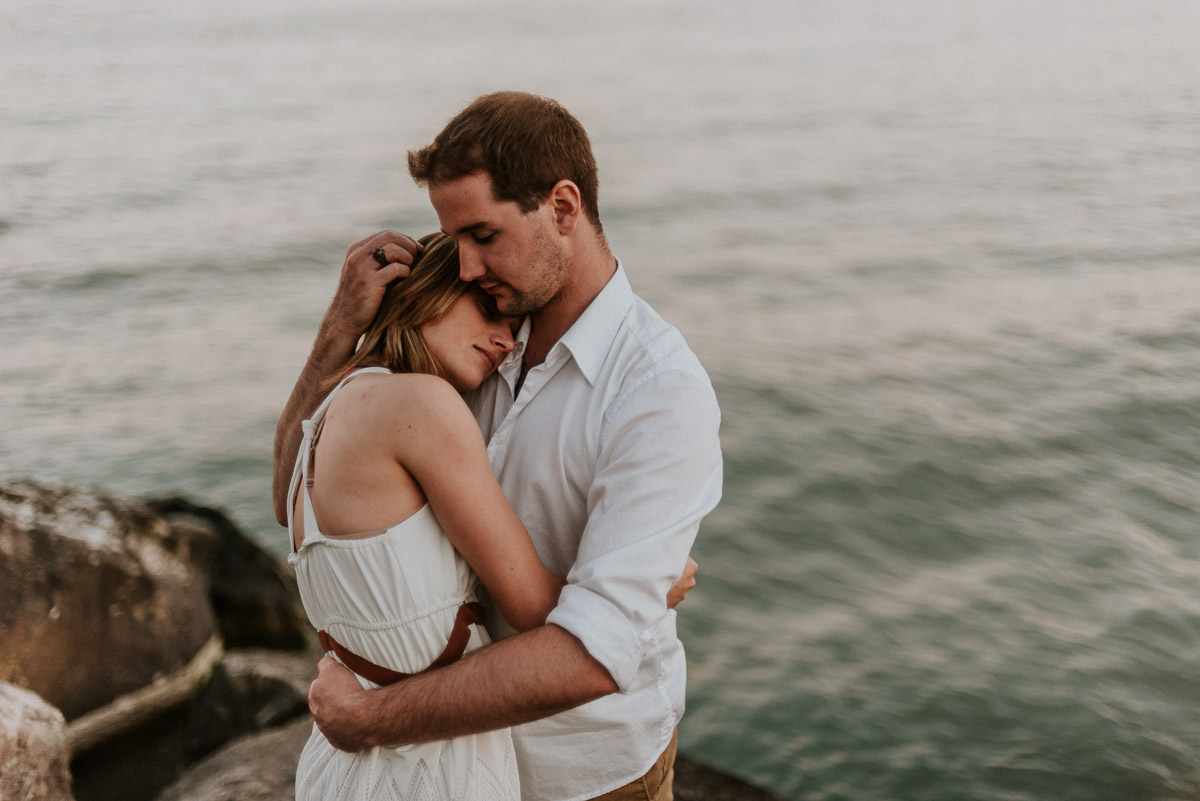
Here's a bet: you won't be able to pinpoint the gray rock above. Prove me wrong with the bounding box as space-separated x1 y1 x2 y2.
172 649 316 759
0 682 76 801
0 482 216 721
71 650 318 801
154 717 313 801
147 497 312 651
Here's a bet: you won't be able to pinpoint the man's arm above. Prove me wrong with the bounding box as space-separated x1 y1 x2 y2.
271 231 421 525
546 368 723 691
308 553 696 751
309 623 617 750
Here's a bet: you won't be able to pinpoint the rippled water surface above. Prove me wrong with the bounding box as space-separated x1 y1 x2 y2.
4 1 1200 798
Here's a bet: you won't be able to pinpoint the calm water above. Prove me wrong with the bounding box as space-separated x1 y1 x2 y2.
4 1 1200 798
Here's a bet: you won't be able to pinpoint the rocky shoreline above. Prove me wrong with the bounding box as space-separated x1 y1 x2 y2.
0 480 785 801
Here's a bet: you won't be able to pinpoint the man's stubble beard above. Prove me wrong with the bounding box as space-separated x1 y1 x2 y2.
497 227 570 318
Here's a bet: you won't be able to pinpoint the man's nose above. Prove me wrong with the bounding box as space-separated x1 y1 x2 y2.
459 246 485 282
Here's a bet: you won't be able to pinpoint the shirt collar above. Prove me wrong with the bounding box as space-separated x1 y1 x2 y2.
494 260 633 388
497 317 530 387
557 259 633 385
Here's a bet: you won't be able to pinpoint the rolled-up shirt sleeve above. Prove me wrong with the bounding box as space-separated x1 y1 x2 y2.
546 367 723 691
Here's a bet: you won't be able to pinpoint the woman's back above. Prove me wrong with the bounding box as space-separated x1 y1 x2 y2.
292 371 451 548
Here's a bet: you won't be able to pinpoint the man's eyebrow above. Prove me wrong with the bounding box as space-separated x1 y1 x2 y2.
444 221 488 236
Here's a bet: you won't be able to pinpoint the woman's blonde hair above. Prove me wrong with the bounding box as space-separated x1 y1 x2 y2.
325 232 468 388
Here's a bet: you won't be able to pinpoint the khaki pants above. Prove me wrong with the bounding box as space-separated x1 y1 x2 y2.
589 730 678 801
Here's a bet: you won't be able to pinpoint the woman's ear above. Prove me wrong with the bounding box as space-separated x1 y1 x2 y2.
547 180 582 235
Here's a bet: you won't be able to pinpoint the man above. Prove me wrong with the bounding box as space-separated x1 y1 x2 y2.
272 91 722 801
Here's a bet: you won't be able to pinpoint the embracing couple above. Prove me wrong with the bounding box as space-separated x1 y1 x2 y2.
272 91 723 801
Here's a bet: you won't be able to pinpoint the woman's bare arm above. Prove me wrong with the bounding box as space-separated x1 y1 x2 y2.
389 376 564 630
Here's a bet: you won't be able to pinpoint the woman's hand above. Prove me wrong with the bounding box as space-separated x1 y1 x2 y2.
667 557 698 609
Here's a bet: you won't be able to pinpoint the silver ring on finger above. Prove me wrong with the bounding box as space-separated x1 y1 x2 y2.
372 247 389 268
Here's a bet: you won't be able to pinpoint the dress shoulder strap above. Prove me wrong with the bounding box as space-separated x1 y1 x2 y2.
285 367 393 552
306 366 394 431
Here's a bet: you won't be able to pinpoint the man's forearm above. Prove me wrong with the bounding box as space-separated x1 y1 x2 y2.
271 231 422 525
319 624 618 749
271 318 360 524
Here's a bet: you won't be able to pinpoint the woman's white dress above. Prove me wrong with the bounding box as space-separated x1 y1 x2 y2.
286 368 521 801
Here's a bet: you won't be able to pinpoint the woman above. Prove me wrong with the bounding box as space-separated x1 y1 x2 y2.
285 232 561 801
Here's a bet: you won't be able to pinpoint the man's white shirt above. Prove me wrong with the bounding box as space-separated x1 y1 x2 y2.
463 263 723 801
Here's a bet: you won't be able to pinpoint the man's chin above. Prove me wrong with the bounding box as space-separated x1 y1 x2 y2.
497 296 535 318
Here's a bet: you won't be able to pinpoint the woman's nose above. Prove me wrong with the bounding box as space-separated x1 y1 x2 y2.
492 330 515 352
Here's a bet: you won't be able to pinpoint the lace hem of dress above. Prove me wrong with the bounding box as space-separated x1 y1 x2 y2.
296 733 520 801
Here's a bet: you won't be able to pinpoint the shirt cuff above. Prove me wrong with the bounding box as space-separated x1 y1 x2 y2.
546 582 643 692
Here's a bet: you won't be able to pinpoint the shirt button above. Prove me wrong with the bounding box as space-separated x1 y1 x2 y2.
495 432 507 444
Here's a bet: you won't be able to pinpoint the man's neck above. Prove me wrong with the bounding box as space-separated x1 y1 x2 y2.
522 236 616 371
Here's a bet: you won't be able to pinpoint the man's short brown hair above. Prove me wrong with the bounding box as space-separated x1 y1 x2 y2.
408 91 602 230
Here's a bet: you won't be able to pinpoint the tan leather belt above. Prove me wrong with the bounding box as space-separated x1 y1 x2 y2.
318 601 485 686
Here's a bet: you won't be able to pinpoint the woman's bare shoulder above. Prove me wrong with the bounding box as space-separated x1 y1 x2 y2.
329 372 474 430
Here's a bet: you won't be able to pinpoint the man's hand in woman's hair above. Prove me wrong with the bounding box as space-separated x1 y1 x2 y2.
326 231 423 338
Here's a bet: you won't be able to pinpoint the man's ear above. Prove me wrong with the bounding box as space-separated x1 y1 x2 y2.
547 180 582 234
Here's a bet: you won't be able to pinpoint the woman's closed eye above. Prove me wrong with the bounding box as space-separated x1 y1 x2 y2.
476 293 504 321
